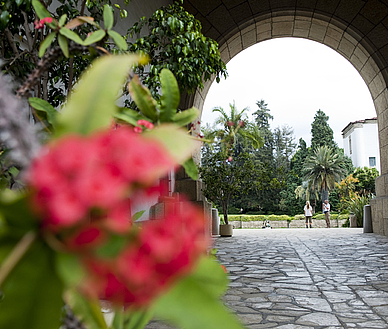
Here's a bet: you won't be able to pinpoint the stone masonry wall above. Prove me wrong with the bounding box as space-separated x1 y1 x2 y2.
229 219 348 229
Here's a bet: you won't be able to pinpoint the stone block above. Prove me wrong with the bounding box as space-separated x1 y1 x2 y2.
380 145 388 175
375 175 385 197
378 127 388 149
257 31 272 42
338 36 355 59
323 35 340 50
175 179 205 202
242 28 256 48
228 34 242 58
272 21 294 36
256 21 271 34
350 52 364 71
353 44 370 66
294 19 311 30
370 198 381 234
326 25 343 41
371 73 385 98
293 28 309 38
372 90 388 115
360 58 378 85
383 218 388 237
383 196 388 219
193 199 212 237
309 21 327 42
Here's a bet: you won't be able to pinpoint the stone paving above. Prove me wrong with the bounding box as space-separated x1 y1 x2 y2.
145 228 388 329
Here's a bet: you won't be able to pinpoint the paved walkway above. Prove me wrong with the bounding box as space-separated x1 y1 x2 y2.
146 228 388 329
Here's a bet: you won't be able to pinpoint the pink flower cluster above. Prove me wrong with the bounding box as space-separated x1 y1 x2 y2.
28 127 176 231
82 200 207 306
27 126 209 307
34 17 53 29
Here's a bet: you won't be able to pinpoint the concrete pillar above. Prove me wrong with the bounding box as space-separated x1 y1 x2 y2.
363 205 373 233
211 208 220 235
349 214 357 228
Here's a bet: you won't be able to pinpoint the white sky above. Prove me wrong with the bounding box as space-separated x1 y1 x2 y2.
202 37 376 148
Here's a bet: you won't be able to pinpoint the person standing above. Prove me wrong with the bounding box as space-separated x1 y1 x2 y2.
323 199 331 228
304 201 313 228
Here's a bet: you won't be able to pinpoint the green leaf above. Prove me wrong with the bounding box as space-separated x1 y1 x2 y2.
0 11 10 29
59 27 84 45
182 157 198 180
58 14 67 27
56 252 85 287
58 33 69 58
132 210 145 221
143 124 200 165
0 239 64 329
83 29 106 46
66 289 107 329
32 0 51 20
38 32 56 57
122 310 153 329
95 234 127 258
172 107 200 126
152 257 243 329
108 30 128 51
128 75 158 122
103 4 114 30
0 191 38 235
159 69 180 122
114 108 146 126
55 54 146 137
29 97 58 127
16 0 24 6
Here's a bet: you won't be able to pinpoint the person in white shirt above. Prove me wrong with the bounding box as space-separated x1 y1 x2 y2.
304 201 313 228
323 200 331 228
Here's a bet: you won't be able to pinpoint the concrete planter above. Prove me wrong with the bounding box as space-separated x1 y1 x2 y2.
219 224 233 237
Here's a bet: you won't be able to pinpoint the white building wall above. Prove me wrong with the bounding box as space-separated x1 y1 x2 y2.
342 120 380 173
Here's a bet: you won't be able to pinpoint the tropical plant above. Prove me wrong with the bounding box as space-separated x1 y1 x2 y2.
0 54 245 329
210 101 263 158
346 194 373 227
353 166 379 194
200 149 256 225
304 145 347 203
1 0 129 106
127 0 227 100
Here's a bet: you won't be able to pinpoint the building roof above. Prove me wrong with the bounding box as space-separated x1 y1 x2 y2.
341 117 377 134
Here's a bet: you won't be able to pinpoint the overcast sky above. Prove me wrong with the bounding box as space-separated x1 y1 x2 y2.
202 37 376 149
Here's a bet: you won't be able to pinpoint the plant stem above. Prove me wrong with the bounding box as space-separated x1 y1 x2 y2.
0 231 37 287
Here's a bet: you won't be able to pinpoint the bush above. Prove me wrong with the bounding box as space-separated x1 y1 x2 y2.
313 213 325 220
228 206 242 215
294 214 305 220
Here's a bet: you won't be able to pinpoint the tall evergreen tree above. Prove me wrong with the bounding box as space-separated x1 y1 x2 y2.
252 99 274 164
310 110 337 150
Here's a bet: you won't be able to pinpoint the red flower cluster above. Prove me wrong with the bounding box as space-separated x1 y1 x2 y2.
34 17 53 29
27 126 175 231
27 126 209 307
82 200 208 306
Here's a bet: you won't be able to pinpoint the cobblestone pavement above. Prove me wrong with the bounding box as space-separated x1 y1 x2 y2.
145 228 388 329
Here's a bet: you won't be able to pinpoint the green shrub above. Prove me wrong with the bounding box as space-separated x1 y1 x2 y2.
338 214 349 220
313 213 325 220
268 215 291 221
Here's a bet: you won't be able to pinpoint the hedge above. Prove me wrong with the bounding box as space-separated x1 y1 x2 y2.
220 213 349 222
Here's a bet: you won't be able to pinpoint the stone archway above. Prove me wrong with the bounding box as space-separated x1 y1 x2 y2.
181 1 388 237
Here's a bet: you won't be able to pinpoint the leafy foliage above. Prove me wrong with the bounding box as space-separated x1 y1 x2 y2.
304 145 347 202
0 54 244 329
127 0 227 100
310 109 337 150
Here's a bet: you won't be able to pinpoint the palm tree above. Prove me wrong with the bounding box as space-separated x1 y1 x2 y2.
304 145 346 202
211 101 263 155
